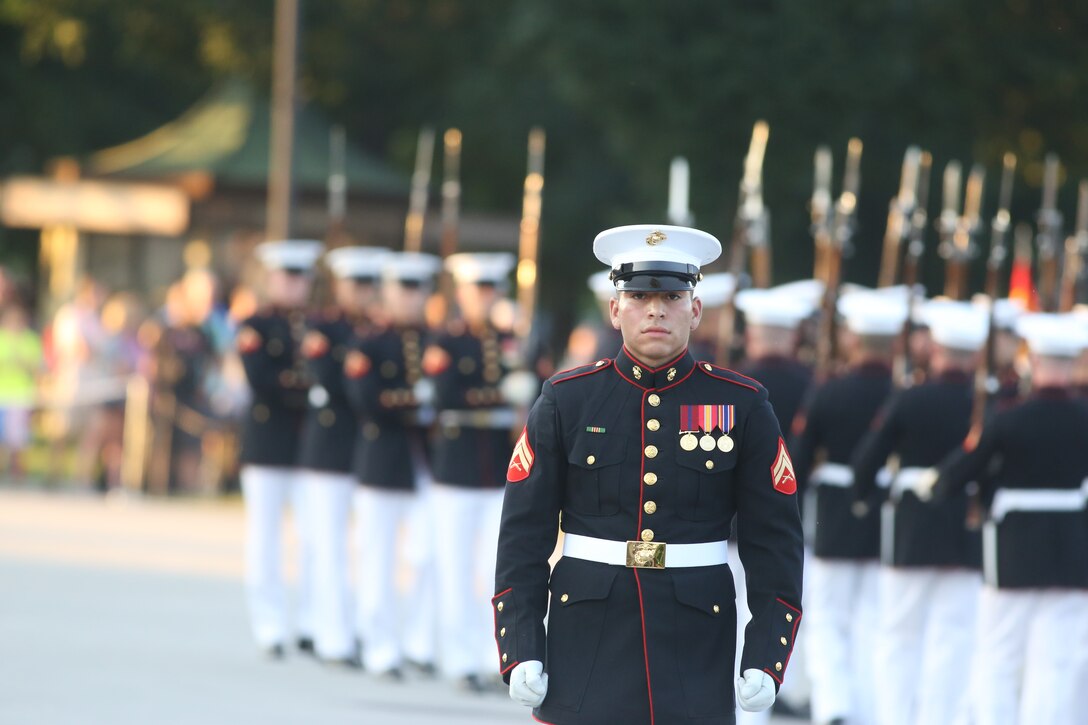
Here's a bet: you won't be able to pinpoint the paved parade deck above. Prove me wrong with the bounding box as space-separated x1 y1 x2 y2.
0 487 800 724
0 488 525 725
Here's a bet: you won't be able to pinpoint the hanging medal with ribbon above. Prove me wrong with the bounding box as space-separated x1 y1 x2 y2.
679 404 736 453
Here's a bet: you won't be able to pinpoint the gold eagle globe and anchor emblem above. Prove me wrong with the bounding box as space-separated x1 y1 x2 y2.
645 229 668 246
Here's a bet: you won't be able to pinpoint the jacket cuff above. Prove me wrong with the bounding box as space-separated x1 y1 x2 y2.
740 597 802 689
492 587 545 683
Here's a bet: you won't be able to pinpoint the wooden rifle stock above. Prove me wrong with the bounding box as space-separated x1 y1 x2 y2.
1059 179 1088 312
717 121 769 366
1036 153 1063 311
814 138 862 379
879 147 921 288
404 127 435 253
515 128 546 346
894 151 932 389
811 146 834 283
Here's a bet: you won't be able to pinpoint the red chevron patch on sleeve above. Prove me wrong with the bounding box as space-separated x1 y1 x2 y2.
771 436 797 495
507 426 535 483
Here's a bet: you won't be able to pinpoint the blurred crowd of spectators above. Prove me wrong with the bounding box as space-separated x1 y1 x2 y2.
0 265 258 494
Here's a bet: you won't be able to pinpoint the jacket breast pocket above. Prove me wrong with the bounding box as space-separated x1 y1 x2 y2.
564 436 627 516
675 438 738 521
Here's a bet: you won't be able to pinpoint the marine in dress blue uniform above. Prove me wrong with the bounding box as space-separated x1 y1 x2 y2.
851 299 988 725
791 289 906 725
426 252 524 688
296 245 389 666
237 240 323 658
344 251 441 677
934 313 1088 725
494 225 804 725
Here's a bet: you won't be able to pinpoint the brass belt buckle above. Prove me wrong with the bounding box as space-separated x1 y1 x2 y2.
626 540 666 569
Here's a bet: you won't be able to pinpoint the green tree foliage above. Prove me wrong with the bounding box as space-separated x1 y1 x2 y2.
3 0 1088 328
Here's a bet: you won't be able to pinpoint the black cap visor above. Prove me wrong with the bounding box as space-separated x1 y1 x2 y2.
612 261 699 292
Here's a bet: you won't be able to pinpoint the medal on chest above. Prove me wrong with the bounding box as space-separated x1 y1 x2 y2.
680 404 735 452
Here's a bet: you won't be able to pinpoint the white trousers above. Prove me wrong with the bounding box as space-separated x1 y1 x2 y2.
874 567 979 725
241 465 314 648
804 558 880 725
430 483 505 678
353 484 438 671
298 469 355 659
970 586 1088 725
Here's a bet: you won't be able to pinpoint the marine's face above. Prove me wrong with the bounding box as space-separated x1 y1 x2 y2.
267 269 312 308
610 290 701 368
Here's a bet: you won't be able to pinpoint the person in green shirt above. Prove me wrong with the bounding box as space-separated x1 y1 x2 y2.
0 302 43 479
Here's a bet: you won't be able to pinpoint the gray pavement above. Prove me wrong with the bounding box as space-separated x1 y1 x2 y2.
0 488 803 724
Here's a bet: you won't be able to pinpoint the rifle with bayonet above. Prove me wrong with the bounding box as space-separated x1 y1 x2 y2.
716 121 769 366
514 127 545 348
667 156 694 226
810 146 833 285
1036 153 1063 312
894 151 932 388
814 137 862 380
878 147 922 288
969 153 1017 443
943 164 985 300
1059 180 1088 312
404 127 435 253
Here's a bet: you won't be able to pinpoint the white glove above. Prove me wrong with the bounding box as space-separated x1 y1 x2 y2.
735 668 776 712
509 660 548 708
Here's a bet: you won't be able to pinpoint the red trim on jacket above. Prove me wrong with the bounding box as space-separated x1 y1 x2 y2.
632 568 656 725
552 359 613 385
698 364 760 392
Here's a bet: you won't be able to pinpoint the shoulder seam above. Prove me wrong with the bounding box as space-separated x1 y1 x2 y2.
552 359 613 385
697 362 761 393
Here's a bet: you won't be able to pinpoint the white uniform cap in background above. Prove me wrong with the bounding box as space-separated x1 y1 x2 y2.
735 289 814 329
769 279 826 309
837 290 909 336
325 246 392 280
593 224 721 291
383 252 441 283
587 270 616 302
695 273 736 308
1015 313 1088 357
970 294 1025 331
444 253 517 285
256 240 324 271
922 300 989 351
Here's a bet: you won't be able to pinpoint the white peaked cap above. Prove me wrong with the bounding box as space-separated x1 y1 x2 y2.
769 279 826 309
837 290 909 336
383 252 441 283
1015 313 1088 357
256 240 324 271
922 300 989 351
735 288 814 329
325 246 392 280
444 253 517 285
593 225 721 291
587 270 616 301
971 294 1025 332
695 273 737 308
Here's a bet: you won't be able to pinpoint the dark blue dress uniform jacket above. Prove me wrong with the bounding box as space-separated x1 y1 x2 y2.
297 311 357 474
493 347 804 725
791 361 893 559
935 388 1088 589
344 324 428 491
427 323 518 489
237 309 310 468
852 369 979 569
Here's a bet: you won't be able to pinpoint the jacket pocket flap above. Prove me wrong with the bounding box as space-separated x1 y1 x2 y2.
671 566 735 615
549 558 620 605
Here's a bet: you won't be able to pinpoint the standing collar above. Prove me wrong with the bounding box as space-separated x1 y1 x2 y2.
614 345 696 389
